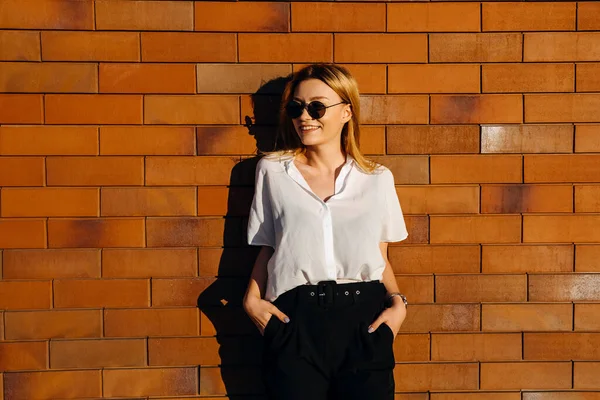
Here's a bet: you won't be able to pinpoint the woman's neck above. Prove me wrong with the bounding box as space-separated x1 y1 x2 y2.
299 145 346 173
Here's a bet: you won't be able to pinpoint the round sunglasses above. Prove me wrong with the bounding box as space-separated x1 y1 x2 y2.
285 100 347 120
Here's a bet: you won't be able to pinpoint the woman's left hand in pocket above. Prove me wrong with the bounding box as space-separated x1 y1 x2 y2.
367 300 407 337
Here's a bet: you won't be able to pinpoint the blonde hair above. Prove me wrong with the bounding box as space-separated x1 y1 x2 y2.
266 63 377 173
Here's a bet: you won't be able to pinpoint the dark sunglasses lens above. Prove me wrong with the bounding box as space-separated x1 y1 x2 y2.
306 101 326 119
286 101 304 118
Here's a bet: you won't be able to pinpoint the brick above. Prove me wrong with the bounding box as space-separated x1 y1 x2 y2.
54 279 149 308
403 216 430 245
368 156 429 185
481 185 573 213
145 95 238 125
530 274 600 302
0 341 47 371
100 63 196 94
0 94 43 123
482 304 572 332
99 126 194 156
526 94 600 123
524 333 600 361
482 245 574 273
396 395 430 400
524 215 600 243
432 394 520 400
47 156 144 186
48 218 145 248
575 125 600 152
394 334 430 362
4 310 102 340
335 34 427 63
579 3 600 30
1 188 99 217
50 339 145 368
526 155 600 183
198 2 288 32
360 126 385 154
197 64 290 94
389 245 480 274
196 126 258 155
394 363 479 391
523 393 600 400
96 0 193 31
0 31 40 61
0 0 93 29
105 308 197 337
388 3 479 32
482 2 575 31
430 33 522 63
2 249 100 279
431 95 523 124
141 32 236 62
42 31 139 62
576 304 600 331
576 245 600 272
292 3 384 32
0 62 96 93
152 277 220 307
436 274 527 303
481 362 572 390
387 125 479 154
103 248 197 278
0 126 98 156
45 94 143 124
0 281 51 310
0 219 46 249
240 94 281 126
197 186 244 217
0 157 44 186
431 155 522 184
575 362 600 389
3 370 101 399
200 366 265 396
101 187 196 217
146 156 237 186
481 124 573 154
395 275 434 304
483 63 574 93
397 186 479 214
524 32 600 62
198 247 257 277
399 304 480 333
361 96 429 125
432 333 521 361
239 33 332 63
389 64 479 94
146 218 224 247
103 367 197 396
577 63 600 92
149 337 219 366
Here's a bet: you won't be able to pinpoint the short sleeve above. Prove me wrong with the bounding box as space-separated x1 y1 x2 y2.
247 159 276 248
380 168 409 243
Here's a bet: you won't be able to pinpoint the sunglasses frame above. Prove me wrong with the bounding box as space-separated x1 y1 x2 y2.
285 100 347 120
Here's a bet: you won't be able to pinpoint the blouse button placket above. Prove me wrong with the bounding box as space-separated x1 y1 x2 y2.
322 202 336 280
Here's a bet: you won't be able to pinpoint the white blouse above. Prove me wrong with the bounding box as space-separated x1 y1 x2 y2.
247 154 408 301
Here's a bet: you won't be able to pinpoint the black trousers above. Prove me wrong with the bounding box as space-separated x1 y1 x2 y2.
262 280 395 400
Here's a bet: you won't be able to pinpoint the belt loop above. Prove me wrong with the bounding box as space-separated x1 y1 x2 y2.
317 280 336 308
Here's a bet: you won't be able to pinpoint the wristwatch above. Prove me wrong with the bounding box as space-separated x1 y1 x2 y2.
387 292 408 308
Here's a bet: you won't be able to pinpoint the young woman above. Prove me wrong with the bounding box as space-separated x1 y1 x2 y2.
243 64 408 400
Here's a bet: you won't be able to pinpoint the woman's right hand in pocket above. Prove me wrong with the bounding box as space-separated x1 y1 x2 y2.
243 295 290 335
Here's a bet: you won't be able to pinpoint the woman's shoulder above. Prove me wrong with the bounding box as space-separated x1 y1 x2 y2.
256 153 293 173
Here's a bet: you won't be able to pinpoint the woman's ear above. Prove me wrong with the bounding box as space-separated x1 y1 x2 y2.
342 104 353 124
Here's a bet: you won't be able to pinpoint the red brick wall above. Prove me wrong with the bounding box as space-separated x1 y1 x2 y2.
1 0 600 398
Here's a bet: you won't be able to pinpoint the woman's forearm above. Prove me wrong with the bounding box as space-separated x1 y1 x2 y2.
245 246 274 301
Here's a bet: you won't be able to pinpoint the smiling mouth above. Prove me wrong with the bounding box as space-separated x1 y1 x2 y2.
299 126 320 132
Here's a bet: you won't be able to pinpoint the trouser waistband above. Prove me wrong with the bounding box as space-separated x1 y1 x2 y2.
276 280 386 308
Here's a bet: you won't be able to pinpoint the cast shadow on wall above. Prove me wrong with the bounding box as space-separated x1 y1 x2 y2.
196 76 291 399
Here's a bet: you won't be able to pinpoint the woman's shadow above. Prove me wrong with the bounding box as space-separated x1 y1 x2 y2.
196 76 291 398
